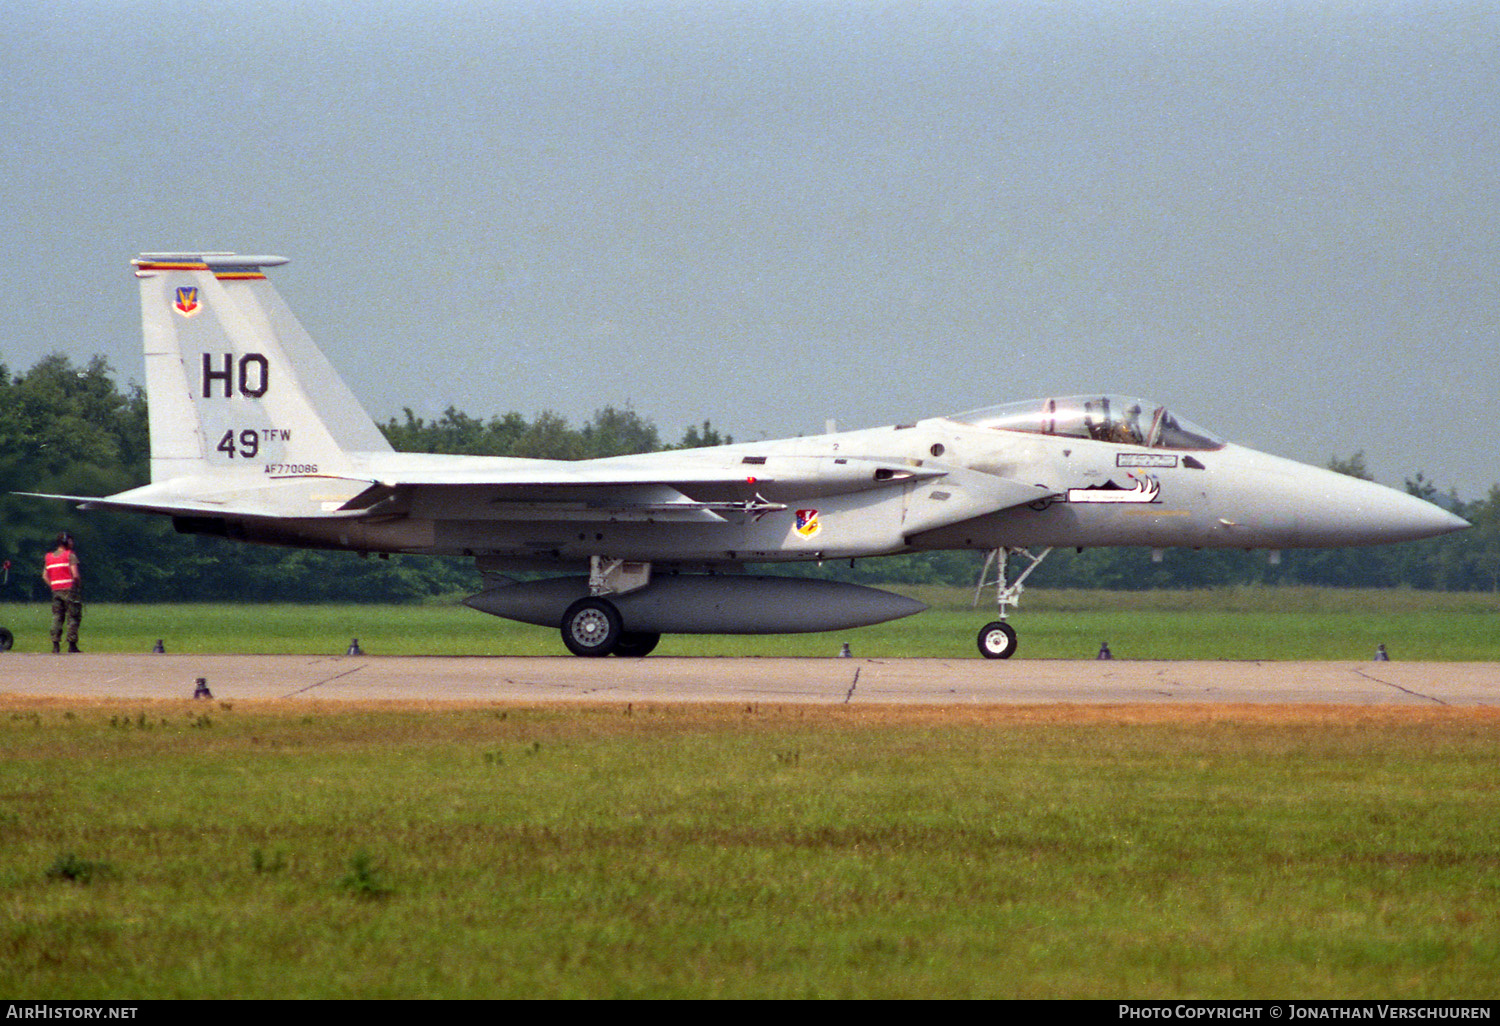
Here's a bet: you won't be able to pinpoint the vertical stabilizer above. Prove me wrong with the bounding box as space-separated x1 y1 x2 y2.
133 253 391 483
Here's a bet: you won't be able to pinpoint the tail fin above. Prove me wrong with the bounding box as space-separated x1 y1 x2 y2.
133 253 391 484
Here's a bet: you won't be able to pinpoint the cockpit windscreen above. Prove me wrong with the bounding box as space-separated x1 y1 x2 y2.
948 395 1225 451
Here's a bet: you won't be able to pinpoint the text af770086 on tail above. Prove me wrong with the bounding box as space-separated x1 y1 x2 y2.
22 253 1470 657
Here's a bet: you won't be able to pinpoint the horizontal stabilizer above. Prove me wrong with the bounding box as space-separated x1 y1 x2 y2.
15 476 374 521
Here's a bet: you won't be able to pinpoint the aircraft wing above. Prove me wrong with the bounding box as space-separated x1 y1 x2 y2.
333 452 946 490
323 454 1056 531
18 453 1057 531
324 454 946 523
17 483 759 524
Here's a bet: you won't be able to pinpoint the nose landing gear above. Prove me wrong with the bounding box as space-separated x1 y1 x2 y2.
977 620 1017 659
973 547 1051 660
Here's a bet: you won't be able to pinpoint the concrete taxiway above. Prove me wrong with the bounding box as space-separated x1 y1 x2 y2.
0 654 1496 705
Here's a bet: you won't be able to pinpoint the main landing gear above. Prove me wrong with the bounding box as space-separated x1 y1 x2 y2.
973 547 1052 660
559 597 662 657
559 559 661 657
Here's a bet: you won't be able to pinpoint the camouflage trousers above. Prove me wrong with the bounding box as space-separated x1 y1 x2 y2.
50 588 82 647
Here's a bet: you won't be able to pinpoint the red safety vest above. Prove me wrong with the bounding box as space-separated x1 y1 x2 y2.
44 551 75 591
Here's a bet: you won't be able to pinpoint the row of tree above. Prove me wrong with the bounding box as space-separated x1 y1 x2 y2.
1 353 1496 605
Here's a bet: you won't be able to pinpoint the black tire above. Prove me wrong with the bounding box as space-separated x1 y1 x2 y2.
0 627 12 652
977 621 1017 660
612 631 661 658
560 598 623 657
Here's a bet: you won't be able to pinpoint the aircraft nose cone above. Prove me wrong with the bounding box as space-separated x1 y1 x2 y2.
1405 502 1470 539
1317 474 1470 545
1215 446 1472 547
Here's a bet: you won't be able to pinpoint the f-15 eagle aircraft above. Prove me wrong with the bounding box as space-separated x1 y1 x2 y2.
25 253 1469 658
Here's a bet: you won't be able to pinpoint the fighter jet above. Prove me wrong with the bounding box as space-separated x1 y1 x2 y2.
23 253 1470 657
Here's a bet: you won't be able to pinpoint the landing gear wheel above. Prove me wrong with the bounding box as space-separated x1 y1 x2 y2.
561 598 623 657
612 632 661 658
977 621 1017 660
0 627 12 652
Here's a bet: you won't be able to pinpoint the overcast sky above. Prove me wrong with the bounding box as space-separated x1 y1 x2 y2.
4 0 1496 495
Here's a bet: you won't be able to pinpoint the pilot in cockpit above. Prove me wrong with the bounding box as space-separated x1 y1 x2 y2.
1110 402 1145 445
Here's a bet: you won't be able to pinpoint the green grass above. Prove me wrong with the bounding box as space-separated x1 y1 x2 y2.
2 586 1497 659
2 701 1498 998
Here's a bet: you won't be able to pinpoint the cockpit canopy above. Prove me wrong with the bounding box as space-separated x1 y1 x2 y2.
948 395 1225 451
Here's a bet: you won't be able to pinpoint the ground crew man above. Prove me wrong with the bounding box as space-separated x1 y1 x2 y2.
43 532 82 653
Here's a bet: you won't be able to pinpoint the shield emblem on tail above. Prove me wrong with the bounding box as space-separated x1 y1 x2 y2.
174 286 200 317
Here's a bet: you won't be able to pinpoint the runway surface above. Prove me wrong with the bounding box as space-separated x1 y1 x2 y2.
0 654 1496 705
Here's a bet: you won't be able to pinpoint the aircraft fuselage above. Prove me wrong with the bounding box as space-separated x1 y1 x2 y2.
179 414 1465 567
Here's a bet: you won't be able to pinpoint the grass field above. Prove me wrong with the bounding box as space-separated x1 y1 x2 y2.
1 586 1497 659
2 700 1498 999
3 589 1497 998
